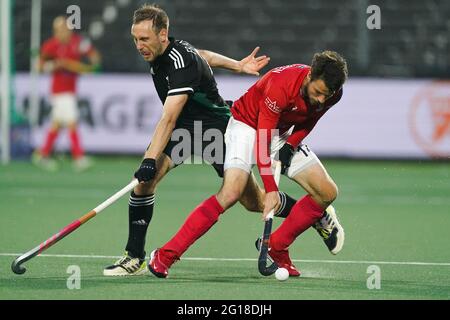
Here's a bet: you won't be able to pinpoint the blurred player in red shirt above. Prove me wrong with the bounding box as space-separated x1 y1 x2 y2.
33 16 101 171
149 51 348 278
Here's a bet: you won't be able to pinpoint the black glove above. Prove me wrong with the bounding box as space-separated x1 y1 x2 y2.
134 158 156 182
278 143 295 174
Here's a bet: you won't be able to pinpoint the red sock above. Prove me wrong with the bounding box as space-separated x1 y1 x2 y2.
69 129 84 159
160 195 224 264
41 129 59 157
270 195 324 251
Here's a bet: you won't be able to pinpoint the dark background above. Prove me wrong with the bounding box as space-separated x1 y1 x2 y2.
14 0 450 77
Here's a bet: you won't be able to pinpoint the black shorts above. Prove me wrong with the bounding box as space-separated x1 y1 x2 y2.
162 116 229 177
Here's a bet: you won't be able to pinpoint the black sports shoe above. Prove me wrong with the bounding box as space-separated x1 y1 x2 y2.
313 205 345 255
103 252 147 276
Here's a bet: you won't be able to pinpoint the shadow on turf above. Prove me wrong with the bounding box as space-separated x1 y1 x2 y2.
4 258 449 299
3 274 449 299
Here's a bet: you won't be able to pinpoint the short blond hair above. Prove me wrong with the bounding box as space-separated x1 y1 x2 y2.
133 4 169 33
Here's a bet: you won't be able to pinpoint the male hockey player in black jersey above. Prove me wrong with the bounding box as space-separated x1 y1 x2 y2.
104 4 337 276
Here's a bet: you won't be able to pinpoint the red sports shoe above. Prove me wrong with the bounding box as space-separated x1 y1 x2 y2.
148 249 177 278
268 247 301 277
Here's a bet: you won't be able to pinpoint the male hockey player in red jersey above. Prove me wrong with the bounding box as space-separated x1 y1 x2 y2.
148 50 348 278
33 16 101 171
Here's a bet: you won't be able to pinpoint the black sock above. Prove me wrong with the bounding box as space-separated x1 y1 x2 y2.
275 191 297 218
125 192 154 259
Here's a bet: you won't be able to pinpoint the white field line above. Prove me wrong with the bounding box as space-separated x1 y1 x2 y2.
5 187 450 205
1 253 450 267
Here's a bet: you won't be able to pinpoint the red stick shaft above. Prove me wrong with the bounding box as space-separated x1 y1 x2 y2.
37 210 96 254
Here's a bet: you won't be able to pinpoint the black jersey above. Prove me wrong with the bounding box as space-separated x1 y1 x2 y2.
149 37 231 126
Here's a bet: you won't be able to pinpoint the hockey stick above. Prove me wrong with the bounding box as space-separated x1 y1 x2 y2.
258 161 282 276
11 179 139 275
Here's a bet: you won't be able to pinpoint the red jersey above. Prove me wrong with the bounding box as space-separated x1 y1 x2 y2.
231 64 343 192
41 33 93 94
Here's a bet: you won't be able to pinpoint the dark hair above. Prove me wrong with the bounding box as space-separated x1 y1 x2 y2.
133 4 169 33
310 51 348 93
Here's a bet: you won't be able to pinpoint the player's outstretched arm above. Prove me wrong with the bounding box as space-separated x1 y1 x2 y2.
197 47 270 76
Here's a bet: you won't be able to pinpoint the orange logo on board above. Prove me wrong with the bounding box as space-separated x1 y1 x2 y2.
410 81 450 158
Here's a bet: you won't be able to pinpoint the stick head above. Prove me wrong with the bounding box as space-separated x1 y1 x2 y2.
258 259 278 276
257 236 278 276
11 259 26 275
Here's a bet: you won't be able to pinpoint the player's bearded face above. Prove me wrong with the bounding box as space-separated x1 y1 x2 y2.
304 78 331 106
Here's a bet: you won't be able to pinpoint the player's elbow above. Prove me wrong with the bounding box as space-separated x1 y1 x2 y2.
90 49 102 64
